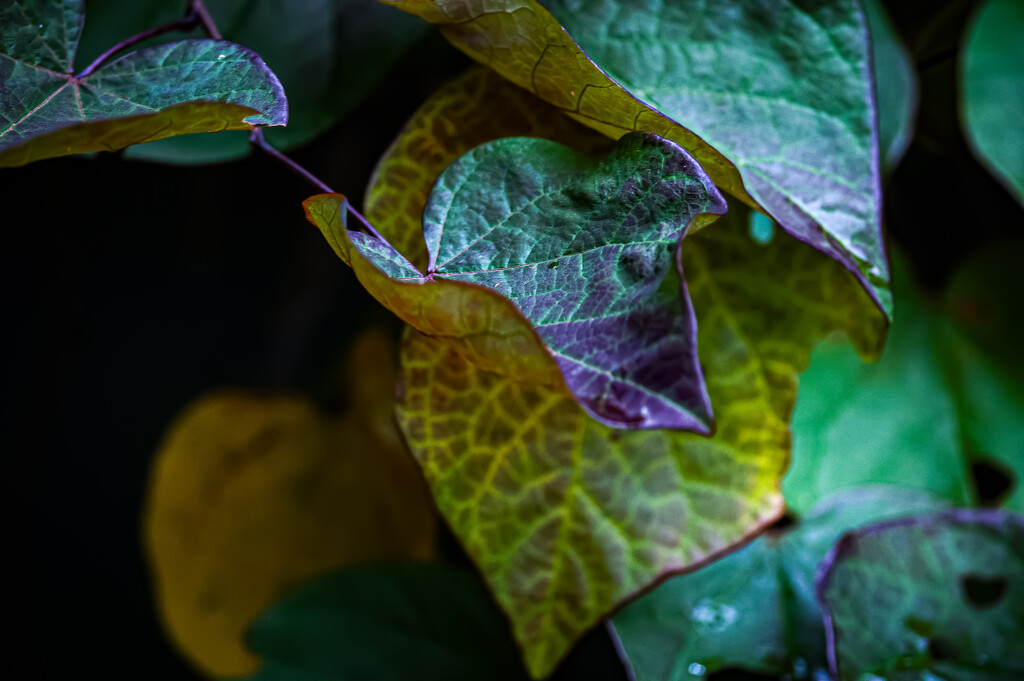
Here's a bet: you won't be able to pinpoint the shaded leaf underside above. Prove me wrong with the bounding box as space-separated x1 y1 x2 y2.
386 0 891 317
0 0 286 166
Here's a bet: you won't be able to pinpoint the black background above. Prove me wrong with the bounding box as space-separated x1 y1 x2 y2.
3 1 1022 678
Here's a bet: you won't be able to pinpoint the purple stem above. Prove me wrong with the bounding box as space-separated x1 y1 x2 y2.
249 129 334 194
76 1 221 79
248 130 385 242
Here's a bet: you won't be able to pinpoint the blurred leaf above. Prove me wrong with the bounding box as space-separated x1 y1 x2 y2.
394 197 883 677
863 0 917 174
77 0 428 164
0 0 286 167
784 245 1024 514
387 0 891 317
819 509 1024 680
612 486 948 681
961 0 1024 205
143 330 436 678
365 65 614 270
307 130 729 432
241 563 631 681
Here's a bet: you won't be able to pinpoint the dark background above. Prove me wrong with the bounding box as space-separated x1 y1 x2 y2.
3 1 1021 678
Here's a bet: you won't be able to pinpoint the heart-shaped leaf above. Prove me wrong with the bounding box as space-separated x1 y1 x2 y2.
819 509 1024 680
385 0 891 317
76 0 428 163
0 0 286 167
143 331 435 678
395 199 883 676
307 129 727 432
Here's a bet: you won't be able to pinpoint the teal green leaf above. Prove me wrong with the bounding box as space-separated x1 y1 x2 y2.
961 0 1024 205
0 0 286 167
819 509 1024 680
240 563 630 681
612 487 948 680
79 0 429 164
785 243 1024 514
320 132 727 432
863 0 917 173
388 0 891 317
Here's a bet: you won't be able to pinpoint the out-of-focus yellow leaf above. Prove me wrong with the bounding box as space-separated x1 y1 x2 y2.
142 330 436 678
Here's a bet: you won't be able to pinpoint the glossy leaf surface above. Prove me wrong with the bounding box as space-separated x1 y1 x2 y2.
819 510 1024 680
0 0 286 166
387 0 891 316
395 198 883 677
962 0 1024 204
310 130 729 432
78 0 427 163
143 332 435 677
612 487 948 680
366 65 614 271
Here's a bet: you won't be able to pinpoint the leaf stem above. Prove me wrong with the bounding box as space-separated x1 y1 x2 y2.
76 1 221 79
249 129 334 194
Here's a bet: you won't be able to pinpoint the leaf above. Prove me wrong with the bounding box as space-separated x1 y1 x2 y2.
784 245 1024 514
863 0 917 174
819 509 1024 680
394 196 884 677
366 65 614 271
78 0 428 164
142 330 436 678
307 129 729 432
0 0 286 167
611 487 948 680
386 0 891 317
241 563 632 681
961 0 1024 205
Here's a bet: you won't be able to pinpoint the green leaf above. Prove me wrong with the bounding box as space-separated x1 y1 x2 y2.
394 197 883 677
784 244 1024 514
78 0 429 164
386 0 891 318
0 0 286 167
366 65 615 271
961 0 1024 205
819 510 1024 680
241 563 631 681
863 0 917 174
309 130 729 432
612 487 948 681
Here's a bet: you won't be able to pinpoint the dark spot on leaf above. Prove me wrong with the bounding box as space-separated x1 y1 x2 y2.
608 430 622 442
548 261 559 269
904 616 933 637
960 573 1009 609
971 455 1015 506
766 511 796 533
927 636 959 661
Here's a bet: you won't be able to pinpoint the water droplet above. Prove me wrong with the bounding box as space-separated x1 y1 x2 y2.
690 598 738 633
687 663 705 676
38 24 43 29
792 657 808 679
748 210 775 245
218 54 226 59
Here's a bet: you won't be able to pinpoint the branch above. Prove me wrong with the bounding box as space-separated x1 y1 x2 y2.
76 1 221 78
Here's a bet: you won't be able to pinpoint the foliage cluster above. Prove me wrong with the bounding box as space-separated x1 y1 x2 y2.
3 0 1022 680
